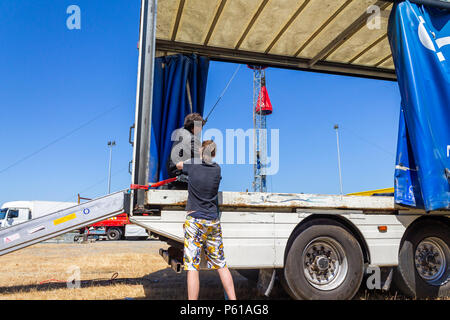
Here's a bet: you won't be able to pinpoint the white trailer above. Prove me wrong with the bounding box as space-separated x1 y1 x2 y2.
0 201 78 229
128 190 450 299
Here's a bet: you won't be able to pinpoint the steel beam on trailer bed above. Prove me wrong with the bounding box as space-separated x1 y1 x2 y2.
131 0 157 213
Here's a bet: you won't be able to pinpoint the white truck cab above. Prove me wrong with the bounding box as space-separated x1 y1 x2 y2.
0 201 77 229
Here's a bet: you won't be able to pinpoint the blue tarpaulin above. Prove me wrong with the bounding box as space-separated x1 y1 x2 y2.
388 1 450 211
149 54 209 183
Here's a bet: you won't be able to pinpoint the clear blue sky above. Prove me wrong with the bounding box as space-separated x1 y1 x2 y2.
0 0 401 205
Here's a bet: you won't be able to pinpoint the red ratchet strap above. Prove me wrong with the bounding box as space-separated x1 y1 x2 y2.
130 177 177 190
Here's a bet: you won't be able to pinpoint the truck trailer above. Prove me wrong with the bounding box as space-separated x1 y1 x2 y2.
0 0 448 300
78 213 148 241
127 0 450 300
0 201 78 229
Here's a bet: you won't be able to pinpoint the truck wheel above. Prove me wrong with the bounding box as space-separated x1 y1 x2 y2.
106 228 122 241
282 219 364 300
394 219 450 298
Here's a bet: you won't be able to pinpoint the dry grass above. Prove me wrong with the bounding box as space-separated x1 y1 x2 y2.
0 240 260 300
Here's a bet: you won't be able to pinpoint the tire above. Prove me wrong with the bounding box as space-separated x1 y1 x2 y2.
106 227 122 241
393 219 450 298
282 219 364 300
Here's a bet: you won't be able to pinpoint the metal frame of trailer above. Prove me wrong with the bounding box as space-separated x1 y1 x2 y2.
128 0 450 299
131 190 447 268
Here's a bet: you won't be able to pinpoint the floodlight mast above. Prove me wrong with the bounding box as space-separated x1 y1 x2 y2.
334 124 344 196
107 141 116 194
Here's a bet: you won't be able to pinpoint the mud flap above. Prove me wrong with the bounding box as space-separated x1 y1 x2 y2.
257 269 276 297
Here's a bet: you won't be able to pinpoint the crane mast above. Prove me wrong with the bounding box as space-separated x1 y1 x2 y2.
250 66 272 193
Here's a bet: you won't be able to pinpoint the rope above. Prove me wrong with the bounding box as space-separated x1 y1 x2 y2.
0 104 122 175
39 272 119 285
131 177 177 190
204 64 241 122
186 80 193 113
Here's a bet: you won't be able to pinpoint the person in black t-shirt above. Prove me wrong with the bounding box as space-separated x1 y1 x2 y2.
176 140 236 300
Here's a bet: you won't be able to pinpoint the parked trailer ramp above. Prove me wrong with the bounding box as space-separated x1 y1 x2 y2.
0 191 126 256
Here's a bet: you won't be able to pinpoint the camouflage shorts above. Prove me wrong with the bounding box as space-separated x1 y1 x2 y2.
183 215 227 271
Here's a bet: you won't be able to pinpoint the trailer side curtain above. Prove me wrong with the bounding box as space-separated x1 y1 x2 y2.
394 105 424 208
388 1 450 211
149 54 210 183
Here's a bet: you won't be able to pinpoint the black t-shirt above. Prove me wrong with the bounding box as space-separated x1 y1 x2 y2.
182 159 221 220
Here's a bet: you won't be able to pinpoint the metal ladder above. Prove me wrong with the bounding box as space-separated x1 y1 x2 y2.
0 190 127 256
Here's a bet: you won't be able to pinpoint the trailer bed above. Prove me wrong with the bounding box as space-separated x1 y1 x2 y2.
130 190 447 269
143 189 428 213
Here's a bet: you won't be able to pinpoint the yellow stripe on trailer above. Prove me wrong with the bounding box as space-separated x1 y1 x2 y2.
53 213 77 226
347 188 394 196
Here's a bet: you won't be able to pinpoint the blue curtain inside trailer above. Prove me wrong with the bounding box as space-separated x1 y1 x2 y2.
388 1 450 211
149 54 209 183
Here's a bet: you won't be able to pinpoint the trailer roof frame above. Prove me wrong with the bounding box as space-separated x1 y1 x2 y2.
156 38 397 81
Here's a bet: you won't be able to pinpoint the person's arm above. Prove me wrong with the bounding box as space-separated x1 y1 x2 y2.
177 159 195 175
177 160 191 174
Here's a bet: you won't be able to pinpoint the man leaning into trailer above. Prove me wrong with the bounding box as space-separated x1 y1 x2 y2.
166 113 204 190
176 140 236 300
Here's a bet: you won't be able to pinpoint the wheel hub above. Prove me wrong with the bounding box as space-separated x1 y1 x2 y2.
315 256 330 271
302 237 348 291
414 237 448 284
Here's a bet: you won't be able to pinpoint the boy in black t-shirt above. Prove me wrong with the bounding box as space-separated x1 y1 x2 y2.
176 140 236 300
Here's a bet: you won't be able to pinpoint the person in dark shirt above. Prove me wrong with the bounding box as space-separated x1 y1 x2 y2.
176 140 236 300
166 113 204 190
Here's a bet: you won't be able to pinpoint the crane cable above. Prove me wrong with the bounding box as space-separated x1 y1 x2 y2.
204 64 241 123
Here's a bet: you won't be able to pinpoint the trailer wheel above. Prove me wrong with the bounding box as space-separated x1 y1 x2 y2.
106 227 122 241
394 220 450 298
282 219 364 300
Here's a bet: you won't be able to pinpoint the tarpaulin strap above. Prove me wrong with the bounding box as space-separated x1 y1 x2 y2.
130 177 177 191
150 177 177 188
130 184 150 190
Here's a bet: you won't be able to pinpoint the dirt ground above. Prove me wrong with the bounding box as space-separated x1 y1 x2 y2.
0 240 431 300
